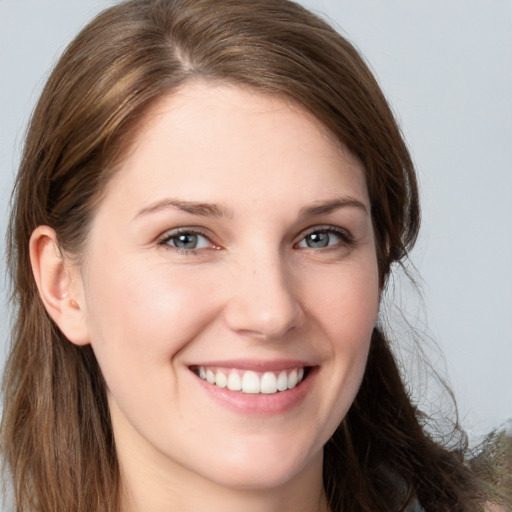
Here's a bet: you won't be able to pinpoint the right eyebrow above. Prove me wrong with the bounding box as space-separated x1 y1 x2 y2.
298 196 369 218
133 198 233 220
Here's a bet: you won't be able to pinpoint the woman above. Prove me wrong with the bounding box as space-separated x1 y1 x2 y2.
1 0 507 511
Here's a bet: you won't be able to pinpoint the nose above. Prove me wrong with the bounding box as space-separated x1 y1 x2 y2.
223 253 305 340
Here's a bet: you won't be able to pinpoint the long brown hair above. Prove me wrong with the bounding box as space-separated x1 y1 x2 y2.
1 0 502 510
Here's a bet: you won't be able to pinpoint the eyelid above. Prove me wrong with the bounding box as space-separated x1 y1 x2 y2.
156 224 355 254
294 225 355 248
157 227 220 251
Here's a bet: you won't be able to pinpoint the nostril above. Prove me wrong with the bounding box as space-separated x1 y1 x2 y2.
224 296 305 341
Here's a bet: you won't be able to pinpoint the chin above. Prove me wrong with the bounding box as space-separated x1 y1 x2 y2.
192 441 324 491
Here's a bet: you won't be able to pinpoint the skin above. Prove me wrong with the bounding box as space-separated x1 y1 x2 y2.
31 83 380 512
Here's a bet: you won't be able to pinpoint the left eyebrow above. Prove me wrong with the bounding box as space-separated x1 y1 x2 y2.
299 196 369 218
134 198 233 220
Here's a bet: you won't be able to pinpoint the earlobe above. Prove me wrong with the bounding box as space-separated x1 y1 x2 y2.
29 226 90 346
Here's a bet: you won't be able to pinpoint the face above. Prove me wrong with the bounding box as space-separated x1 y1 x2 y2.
74 83 380 493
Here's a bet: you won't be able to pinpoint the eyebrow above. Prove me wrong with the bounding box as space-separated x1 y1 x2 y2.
299 196 369 218
134 199 233 219
134 195 368 221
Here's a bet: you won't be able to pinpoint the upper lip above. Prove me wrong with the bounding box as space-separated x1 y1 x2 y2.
188 358 315 372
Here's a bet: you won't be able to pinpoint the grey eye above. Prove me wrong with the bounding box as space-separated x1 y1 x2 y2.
298 230 346 249
304 232 330 248
165 232 211 250
173 233 199 249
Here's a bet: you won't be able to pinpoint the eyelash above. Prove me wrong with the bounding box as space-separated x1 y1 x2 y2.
157 228 217 255
295 226 355 250
157 225 355 255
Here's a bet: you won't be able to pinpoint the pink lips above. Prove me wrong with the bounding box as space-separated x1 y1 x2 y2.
189 359 317 416
191 358 312 372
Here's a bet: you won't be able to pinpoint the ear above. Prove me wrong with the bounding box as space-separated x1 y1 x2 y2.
29 226 90 346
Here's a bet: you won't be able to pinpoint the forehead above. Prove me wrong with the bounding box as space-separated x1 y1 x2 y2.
98 82 369 216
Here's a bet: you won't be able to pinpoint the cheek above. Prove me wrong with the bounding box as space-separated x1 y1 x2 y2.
304 256 380 345
330 262 379 383
303 257 379 428
81 254 221 382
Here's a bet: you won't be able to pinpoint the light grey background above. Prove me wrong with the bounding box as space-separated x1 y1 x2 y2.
1 0 511 440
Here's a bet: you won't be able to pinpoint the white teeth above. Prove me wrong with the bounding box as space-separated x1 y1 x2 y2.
288 369 298 389
215 370 227 388
242 371 260 393
206 369 216 384
277 370 288 391
195 366 307 394
227 372 242 391
260 372 277 394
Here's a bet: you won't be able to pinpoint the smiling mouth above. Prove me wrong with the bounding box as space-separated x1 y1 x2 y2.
191 366 310 395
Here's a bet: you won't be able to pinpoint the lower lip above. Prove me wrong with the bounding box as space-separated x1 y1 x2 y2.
193 368 317 416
